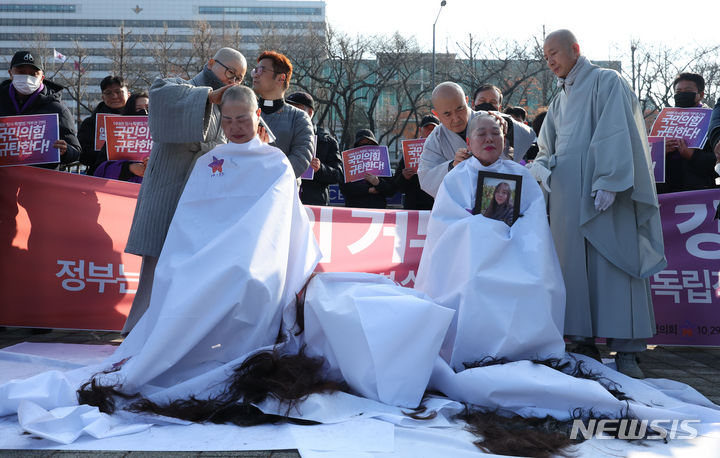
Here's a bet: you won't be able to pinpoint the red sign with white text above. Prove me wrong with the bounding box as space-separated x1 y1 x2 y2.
105 115 152 160
401 138 425 170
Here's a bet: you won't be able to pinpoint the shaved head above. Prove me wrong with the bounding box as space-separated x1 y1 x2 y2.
543 29 581 79
431 82 471 133
214 47 247 71
432 81 466 106
544 29 578 51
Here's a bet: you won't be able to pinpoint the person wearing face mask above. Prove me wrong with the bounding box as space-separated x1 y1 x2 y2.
77 75 131 175
656 72 718 194
122 47 247 334
92 91 150 183
0 51 80 169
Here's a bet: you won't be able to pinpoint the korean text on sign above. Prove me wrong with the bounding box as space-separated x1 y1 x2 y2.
650 107 712 149
56 259 140 294
341 145 392 183
104 115 153 160
402 138 425 170
0 113 59 167
94 113 120 150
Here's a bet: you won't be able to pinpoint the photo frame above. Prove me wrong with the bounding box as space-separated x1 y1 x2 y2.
472 171 522 226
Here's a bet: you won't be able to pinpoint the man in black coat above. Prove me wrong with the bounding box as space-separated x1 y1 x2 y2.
77 75 130 175
392 115 438 210
286 91 344 205
0 51 80 168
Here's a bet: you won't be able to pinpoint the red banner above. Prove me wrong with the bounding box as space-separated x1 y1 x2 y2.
0 167 141 330
1 166 719 345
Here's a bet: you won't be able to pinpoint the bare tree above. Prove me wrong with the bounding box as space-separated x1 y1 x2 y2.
56 40 92 125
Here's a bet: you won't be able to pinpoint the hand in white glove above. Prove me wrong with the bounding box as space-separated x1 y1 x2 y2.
593 189 616 211
527 161 551 192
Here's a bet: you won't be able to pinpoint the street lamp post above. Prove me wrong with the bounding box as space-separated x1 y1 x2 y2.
431 0 446 89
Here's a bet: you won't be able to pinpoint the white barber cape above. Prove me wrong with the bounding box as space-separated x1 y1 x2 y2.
415 157 566 370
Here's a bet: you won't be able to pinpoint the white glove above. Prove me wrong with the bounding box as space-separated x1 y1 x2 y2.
593 190 616 211
527 161 551 192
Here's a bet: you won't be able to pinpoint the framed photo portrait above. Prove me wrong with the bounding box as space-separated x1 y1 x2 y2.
472 171 522 226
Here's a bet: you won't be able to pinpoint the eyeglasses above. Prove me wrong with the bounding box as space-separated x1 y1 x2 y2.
251 65 279 77
215 60 241 82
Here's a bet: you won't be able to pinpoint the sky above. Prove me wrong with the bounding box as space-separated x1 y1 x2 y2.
323 0 719 62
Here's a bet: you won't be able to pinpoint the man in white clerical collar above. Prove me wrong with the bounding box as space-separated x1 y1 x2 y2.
251 51 313 178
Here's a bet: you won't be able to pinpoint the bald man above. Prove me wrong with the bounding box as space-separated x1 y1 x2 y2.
530 30 666 378
417 82 535 197
123 47 247 332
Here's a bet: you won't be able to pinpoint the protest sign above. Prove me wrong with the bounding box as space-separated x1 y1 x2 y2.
401 138 425 170
105 115 152 160
301 135 318 180
94 113 120 151
648 136 665 183
0 113 59 167
341 145 391 183
650 107 712 149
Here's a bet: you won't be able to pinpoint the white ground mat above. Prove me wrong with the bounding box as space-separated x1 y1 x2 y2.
1 342 719 457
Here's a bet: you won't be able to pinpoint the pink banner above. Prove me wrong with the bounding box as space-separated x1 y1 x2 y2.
0 114 59 167
341 145 391 183
1 167 719 345
402 138 425 170
105 116 152 160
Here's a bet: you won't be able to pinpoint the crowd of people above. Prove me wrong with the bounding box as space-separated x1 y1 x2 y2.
2 29 720 455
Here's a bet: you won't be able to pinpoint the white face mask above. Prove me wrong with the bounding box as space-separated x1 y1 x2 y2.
12 74 43 95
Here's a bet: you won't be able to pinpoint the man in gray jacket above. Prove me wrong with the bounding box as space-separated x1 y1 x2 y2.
252 50 313 177
122 47 247 333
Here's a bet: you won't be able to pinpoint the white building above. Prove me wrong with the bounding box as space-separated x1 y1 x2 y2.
0 0 326 117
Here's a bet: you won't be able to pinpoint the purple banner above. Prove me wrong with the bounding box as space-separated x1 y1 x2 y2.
649 189 720 345
301 135 318 180
648 136 665 183
0 113 59 167
650 107 713 149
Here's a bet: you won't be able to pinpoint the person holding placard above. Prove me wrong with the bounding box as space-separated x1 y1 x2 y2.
391 115 438 210
656 72 717 193
92 91 150 183
77 75 130 175
529 29 666 378
0 51 80 169
339 129 396 208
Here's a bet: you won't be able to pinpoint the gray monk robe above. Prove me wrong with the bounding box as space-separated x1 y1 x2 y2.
126 69 225 258
418 111 535 197
123 68 226 332
534 56 667 341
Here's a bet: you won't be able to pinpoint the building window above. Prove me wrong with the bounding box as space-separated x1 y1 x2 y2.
199 6 321 16
0 4 76 13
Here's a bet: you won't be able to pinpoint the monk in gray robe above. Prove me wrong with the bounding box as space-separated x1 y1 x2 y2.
530 30 666 378
417 82 536 197
122 48 247 333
